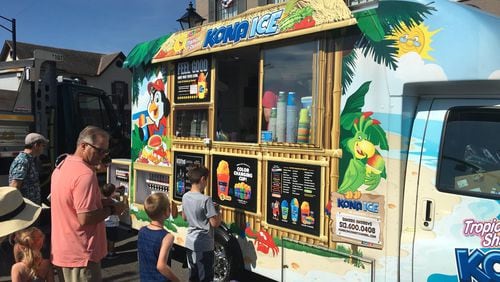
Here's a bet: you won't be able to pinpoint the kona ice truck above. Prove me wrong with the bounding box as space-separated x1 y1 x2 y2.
109 0 500 281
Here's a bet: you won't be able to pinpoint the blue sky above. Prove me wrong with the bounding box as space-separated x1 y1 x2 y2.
0 0 195 56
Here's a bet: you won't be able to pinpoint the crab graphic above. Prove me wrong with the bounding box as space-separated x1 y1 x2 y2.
245 223 279 256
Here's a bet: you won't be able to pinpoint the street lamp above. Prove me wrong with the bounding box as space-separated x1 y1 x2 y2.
177 2 206 30
0 15 16 60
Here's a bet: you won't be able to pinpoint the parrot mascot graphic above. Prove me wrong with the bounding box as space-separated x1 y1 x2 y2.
338 81 388 199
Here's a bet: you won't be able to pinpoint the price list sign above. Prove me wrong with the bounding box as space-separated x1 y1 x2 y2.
173 152 204 201
174 56 210 103
267 161 321 236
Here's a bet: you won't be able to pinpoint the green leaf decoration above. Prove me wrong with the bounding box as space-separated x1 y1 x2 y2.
341 81 371 116
131 64 163 105
124 34 171 69
131 125 146 162
340 112 361 131
357 36 398 70
164 220 178 233
283 0 299 16
342 51 357 94
354 9 385 42
377 1 436 33
365 123 388 150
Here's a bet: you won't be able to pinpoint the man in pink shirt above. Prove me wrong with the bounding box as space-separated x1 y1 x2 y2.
51 126 126 281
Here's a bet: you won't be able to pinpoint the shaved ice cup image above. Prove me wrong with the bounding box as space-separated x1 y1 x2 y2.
291 198 299 223
217 160 230 199
281 200 289 220
301 201 310 224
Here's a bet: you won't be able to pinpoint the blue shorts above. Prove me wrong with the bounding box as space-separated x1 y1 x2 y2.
186 249 214 282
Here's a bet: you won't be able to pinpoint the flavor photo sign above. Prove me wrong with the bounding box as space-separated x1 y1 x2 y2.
173 152 205 201
211 155 258 213
266 161 321 236
174 56 210 103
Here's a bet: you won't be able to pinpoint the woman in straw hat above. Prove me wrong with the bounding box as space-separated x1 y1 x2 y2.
0 186 42 278
0 186 42 242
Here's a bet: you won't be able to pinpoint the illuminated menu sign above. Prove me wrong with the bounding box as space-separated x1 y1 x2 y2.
266 161 321 236
211 155 258 213
173 152 204 201
174 56 210 103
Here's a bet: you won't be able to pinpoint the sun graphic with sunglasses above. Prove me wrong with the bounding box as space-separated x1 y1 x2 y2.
387 21 440 61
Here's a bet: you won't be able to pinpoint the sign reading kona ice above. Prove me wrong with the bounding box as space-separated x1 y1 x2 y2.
152 0 353 62
203 10 283 48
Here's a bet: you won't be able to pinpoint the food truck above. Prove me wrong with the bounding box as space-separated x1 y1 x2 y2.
110 0 500 280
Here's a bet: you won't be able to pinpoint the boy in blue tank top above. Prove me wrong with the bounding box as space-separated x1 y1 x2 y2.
138 192 180 282
182 166 222 282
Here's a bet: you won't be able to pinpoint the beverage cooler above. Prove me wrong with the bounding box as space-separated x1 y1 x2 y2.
133 163 171 204
107 158 132 225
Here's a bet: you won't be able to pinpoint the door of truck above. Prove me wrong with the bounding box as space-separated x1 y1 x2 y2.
408 98 500 281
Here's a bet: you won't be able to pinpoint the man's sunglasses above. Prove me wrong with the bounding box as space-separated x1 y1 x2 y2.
85 143 110 155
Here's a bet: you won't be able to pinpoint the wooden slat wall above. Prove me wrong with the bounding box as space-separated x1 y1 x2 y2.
167 43 345 249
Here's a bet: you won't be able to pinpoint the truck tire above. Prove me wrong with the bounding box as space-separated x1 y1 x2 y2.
214 226 243 282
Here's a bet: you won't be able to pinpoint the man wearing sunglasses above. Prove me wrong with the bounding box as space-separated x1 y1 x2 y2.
50 126 126 282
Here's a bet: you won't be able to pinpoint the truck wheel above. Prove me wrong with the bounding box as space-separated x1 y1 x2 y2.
214 227 243 282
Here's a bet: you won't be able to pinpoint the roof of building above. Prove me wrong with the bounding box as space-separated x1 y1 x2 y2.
0 40 126 76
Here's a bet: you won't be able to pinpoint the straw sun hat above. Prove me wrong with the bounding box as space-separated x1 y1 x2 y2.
0 186 42 238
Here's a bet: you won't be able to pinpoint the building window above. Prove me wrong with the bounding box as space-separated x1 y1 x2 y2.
267 0 286 4
216 0 239 20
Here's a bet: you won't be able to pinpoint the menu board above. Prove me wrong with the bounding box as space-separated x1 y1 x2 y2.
174 56 210 103
211 155 258 213
173 152 205 201
267 161 321 236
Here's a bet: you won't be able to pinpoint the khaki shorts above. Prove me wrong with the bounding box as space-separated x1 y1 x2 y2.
57 261 102 282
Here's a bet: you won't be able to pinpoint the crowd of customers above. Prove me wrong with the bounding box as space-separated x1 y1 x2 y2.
1 126 222 282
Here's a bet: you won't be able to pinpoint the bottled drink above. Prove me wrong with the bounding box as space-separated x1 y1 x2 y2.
195 112 201 137
200 113 208 138
190 113 198 137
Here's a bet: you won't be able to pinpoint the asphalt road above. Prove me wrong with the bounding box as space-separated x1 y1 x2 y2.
1 225 275 282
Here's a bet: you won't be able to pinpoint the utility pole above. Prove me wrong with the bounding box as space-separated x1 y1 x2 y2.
0 16 16 60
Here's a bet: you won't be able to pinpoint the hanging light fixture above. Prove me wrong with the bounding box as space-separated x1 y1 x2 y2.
177 2 206 30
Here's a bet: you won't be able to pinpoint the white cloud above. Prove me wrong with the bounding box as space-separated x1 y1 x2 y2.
393 52 447 82
488 70 500 79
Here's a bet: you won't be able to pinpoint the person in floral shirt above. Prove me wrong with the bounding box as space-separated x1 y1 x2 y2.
9 133 49 205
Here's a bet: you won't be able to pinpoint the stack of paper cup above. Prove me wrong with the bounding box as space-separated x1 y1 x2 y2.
286 92 297 143
276 91 287 142
297 108 310 143
269 107 277 141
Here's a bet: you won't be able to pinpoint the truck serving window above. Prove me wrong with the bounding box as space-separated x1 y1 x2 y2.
261 40 319 145
214 46 259 143
437 106 500 199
